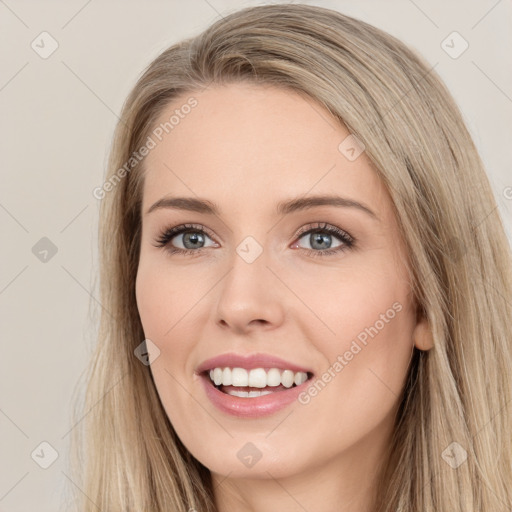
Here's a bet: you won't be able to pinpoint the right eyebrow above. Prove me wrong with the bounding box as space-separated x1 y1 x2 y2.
145 196 219 216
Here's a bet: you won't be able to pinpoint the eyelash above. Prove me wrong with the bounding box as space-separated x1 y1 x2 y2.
153 222 355 258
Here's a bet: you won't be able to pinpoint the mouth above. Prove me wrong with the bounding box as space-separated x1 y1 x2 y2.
198 363 314 417
196 353 315 417
204 367 314 398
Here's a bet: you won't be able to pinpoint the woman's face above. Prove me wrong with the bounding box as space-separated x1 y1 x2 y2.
136 83 430 483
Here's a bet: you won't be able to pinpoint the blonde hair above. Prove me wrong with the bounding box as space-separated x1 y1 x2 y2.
70 4 512 511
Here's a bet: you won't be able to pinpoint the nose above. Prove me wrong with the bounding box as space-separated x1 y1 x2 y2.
215 248 286 334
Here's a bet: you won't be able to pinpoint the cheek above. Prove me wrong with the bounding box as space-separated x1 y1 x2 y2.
135 271 166 337
135 256 217 389
135 261 199 421
293 260 416 399
291 273 415 453
135 256 209 339
288 258 413 341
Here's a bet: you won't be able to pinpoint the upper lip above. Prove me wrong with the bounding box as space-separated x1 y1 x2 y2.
196 353 313 375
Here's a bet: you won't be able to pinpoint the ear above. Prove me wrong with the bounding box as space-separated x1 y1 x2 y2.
412 308 434 351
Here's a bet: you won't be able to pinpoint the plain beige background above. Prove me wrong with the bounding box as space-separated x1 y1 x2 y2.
1 0 511 510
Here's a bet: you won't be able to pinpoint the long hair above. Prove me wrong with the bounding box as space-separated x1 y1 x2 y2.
70 4 512 511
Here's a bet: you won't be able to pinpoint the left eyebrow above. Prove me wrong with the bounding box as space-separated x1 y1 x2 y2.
276 195 379 221
145 194 379 221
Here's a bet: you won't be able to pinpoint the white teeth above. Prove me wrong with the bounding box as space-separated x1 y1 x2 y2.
207 366 309 389
267 368 281 387
222 367 232 386
231 367 249 386
213 368 223 386
248 368 267 388
294 371 307 386
281 370 294 388
228 389 274 398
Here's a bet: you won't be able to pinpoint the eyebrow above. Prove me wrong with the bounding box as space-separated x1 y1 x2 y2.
145 194 378 220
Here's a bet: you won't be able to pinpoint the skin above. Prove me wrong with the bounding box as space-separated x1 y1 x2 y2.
135 83 433 512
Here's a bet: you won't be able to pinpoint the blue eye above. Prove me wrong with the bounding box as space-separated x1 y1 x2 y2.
292 222 354 257
154 224 217 255
154 221 355 257
298 232 342 250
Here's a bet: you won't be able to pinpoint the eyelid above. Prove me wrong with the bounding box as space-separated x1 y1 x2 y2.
294 222 354 242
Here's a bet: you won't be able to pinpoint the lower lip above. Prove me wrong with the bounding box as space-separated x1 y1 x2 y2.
200 373 311 418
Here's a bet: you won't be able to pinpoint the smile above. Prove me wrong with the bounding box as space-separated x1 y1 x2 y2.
196 353 314 417
208 367 309 397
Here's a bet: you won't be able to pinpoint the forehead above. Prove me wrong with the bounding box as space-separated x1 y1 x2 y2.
142 83 386 214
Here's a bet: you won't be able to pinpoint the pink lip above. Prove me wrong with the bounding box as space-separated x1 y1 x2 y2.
196 353 314 418
199 373 312 418
196 352 312 374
